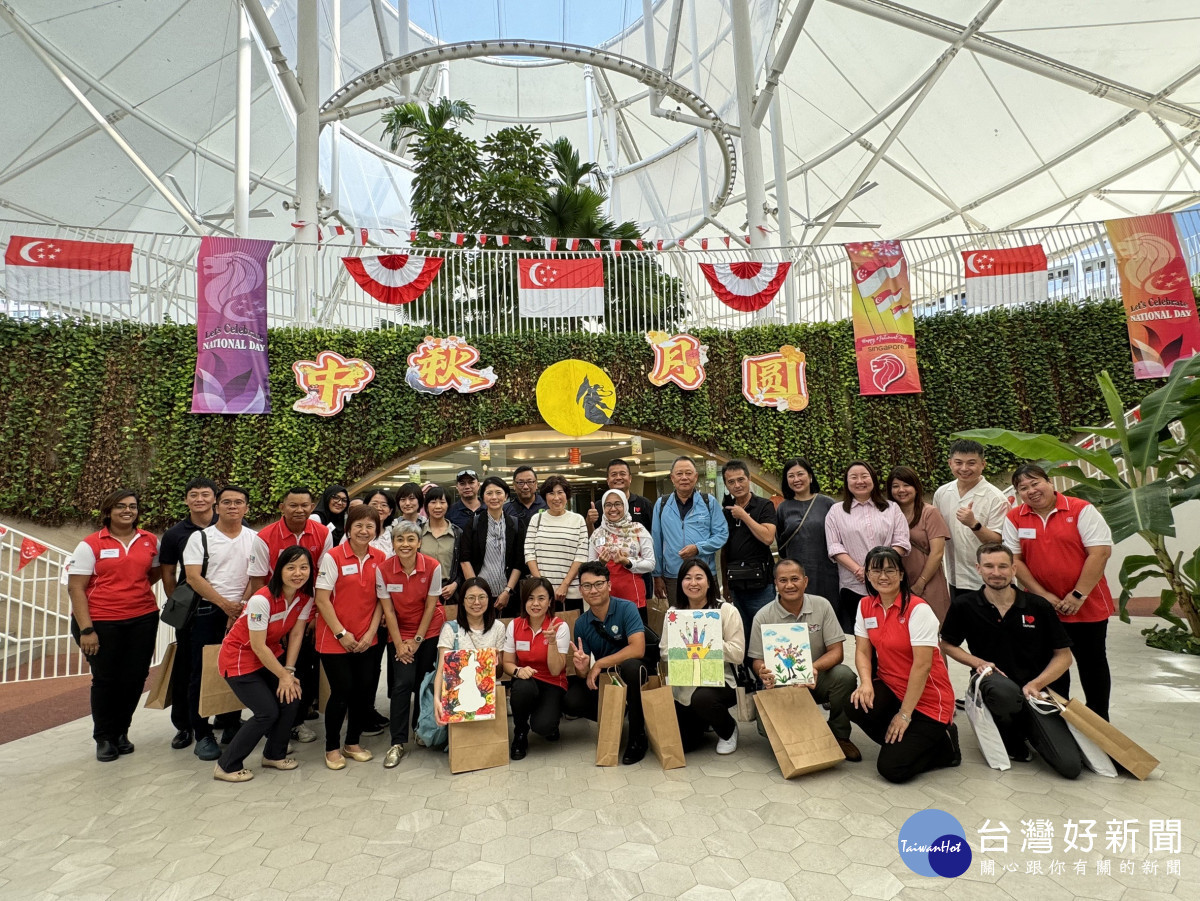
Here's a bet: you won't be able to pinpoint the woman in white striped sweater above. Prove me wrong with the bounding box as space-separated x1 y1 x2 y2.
524 475 590 612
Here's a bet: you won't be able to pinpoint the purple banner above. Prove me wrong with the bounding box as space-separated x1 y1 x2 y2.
191 236 273 414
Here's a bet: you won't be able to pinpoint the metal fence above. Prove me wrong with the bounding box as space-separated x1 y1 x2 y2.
0 524 172 683
3 211 1198 335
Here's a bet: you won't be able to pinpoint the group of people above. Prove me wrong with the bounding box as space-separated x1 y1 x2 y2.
66 438 1116 784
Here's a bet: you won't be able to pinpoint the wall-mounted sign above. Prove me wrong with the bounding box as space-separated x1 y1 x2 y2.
405 336 497 395
292 351 375 416
741 346 810 411
646 331 708 390
536 360 616 437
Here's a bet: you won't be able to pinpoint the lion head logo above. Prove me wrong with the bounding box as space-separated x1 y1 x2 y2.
870 353 906 392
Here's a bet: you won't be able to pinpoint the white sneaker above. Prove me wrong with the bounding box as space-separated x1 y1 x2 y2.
716 726 739 755
292 724 317 743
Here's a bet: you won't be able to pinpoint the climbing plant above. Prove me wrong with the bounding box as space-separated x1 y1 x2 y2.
0 298 1151 529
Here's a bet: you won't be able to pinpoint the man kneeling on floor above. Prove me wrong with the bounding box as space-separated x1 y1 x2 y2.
747 558 861 762
939 543 1082 778
562 561 649 764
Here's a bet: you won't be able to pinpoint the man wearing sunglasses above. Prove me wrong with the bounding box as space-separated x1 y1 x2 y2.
562 561 649 764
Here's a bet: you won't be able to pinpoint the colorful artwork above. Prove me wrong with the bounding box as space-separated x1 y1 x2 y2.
761 623 814 686
292 351 376 416
405 335 497 395
440 648 498 723
845 240 922 396
535 359 616 437
741 345 809 411
665 608 725 687
1105 214 1200 378
646 331 708 390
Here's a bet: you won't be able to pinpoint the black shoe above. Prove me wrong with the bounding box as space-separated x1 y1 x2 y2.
95 739 119 762
219 724 242 745
544 728 560 743
304 707 320 721
510 731 529 761
945 723 962 768
622 734 648 765
115 734 135 755
170 729 193 750
195 735 222 761
1008 741 1034 763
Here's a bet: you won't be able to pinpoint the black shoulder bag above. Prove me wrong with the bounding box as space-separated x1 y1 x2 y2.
160 530 208 630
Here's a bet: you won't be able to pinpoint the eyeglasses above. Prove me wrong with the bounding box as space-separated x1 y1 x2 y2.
602 502 624 510
580 580 609 592
515 479 537 487
868 568 901 578
112 503 138 511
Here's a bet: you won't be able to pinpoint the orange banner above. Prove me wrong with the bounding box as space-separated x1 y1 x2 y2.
845 241 921 395
1105 214 1200 378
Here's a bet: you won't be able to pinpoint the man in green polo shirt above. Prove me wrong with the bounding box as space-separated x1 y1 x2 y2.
748 558 861 761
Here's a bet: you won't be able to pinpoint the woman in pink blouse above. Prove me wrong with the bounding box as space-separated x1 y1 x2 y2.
887 466 952 623
824 461 911 631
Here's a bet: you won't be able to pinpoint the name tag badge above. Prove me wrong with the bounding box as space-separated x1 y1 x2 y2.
864 616 879 629
1018 527 1037 539
386 583 404 593
516 640 531 652
341 563 359 576
99 548 120 559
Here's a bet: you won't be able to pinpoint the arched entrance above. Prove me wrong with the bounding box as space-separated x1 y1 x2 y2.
351 426 780 510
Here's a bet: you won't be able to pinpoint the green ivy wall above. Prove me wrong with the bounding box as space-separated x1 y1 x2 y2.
0 298 1149 529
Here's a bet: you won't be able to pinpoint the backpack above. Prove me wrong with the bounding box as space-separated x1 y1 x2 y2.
414 623 456 749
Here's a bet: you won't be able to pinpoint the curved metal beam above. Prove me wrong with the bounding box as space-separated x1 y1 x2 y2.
319 39 737 216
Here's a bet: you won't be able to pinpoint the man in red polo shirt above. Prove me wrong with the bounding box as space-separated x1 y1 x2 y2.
1002 464 1114 720
258 487 333 742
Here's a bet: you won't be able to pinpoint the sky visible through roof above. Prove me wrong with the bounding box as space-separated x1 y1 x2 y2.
407 0 637 48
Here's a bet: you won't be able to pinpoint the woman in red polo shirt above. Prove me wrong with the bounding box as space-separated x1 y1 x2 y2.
849 546 960 784
67 488 162 763
213 545 314 782
503 577 571 759
314 504 387 770
378 520 445 769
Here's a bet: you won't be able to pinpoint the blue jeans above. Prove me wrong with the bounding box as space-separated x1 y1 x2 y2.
728 582 776 643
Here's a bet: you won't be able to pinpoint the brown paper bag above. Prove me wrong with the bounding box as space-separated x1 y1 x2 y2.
318 662 331 714
754 685 843 778
596 670 626 767
1047 690 1159 780
641 676 686 770
647 595 669 637
143 641 177 709
448 684 510 774
198 644 244 717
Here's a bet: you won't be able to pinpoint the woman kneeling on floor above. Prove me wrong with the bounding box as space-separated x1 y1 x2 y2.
503 577 571 759
664 559 745 755
214 545 315 782
849 546 960 784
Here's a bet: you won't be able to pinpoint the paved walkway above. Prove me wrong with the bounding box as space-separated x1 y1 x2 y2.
0 619 1196 900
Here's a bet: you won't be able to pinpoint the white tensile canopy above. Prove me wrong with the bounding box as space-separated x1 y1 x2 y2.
1 0 1199 246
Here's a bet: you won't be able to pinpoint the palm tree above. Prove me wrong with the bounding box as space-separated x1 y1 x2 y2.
537 137 641 240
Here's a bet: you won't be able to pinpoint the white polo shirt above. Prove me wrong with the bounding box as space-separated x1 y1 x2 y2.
183 524 270 602
933 478 1009 591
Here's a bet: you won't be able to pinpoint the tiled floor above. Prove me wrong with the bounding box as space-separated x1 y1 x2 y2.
1 619 1197 900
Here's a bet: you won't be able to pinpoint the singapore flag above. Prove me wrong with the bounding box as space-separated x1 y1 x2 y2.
4 235 133 306
518 258 604 318
961 245 1047 307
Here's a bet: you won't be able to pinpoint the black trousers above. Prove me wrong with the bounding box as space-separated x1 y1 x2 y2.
838 588 866 634
188 601 242 738
169 625 192 731
510 677 566 737
72 611 158 742
320 650 379 752
849 678 957 783
365 626 388 711
388 639 438 745
218 665 302 772
675 686 736 749
289 629 319 730
562 657 648 737
1061 620 1111 721
974 672 1082 779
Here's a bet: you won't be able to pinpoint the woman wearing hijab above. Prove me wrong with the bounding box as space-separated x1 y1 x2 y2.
311 485 350 545
587 488 656 623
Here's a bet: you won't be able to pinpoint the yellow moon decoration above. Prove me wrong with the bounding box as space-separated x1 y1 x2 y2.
536 360 616 437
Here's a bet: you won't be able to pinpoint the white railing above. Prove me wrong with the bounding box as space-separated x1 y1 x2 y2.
2 212 1198 335
0 523 172 683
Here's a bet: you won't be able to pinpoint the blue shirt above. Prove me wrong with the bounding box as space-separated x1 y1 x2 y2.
651 492 729 578
573 598 646 660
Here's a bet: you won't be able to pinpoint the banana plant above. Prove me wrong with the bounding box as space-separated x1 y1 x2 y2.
954 353 1200 638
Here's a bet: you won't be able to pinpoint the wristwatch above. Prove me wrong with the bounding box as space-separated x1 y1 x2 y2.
971 522 983 532
335 629 348 641
80 627 96 636
1070 589 1085 601
413 635 423 644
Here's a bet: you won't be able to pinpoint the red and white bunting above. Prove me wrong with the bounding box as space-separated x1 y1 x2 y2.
342 254 444 305
306 225 786 252
699 261 793 313
18 537 48 570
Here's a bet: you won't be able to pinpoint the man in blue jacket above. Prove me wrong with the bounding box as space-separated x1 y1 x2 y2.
652 456 729 603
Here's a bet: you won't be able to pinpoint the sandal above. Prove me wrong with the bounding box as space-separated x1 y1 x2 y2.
341 745 374 762
262 757 299 770
213 764 254 783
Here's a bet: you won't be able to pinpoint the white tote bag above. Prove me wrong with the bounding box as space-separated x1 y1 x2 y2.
964 672 1011 771
1028 694 1117 778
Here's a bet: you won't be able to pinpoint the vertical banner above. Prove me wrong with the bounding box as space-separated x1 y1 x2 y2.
1105 214 1200 378
191 237 274 414
845 240 922 395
